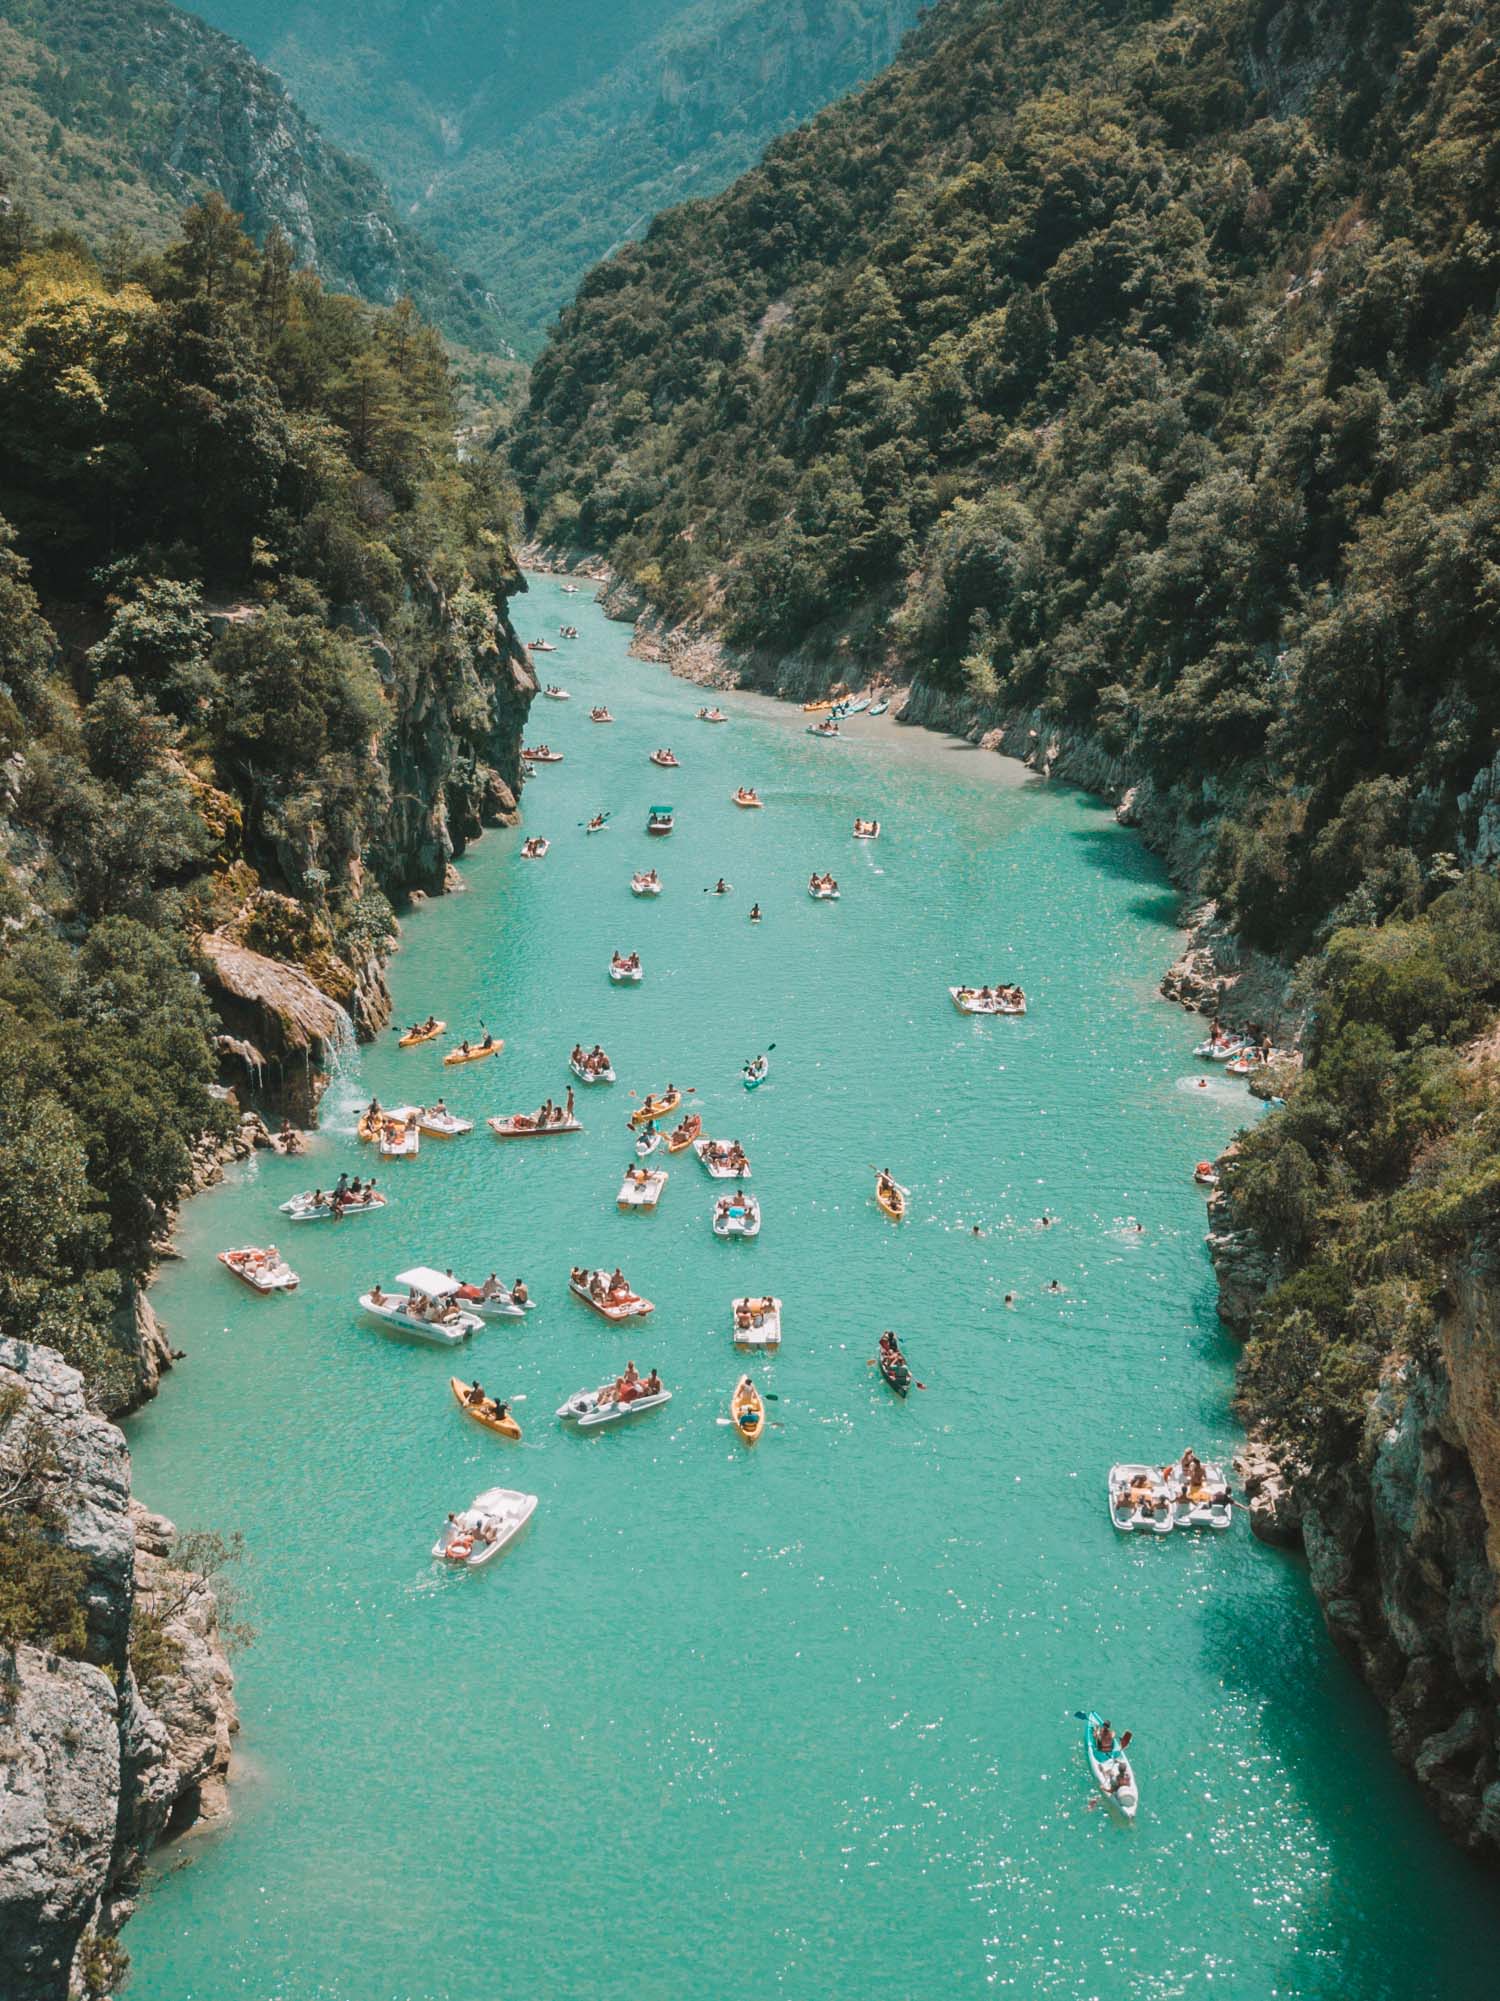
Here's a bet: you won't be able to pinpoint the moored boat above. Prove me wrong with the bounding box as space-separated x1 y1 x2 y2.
443 1036 503 1066
731 1296 781 1348
450 1377 522 1440
1108 1464 1174 1534
712 1193 760 1238
730 1374 765 1444
868 698 890 716
567 1268 654 1318
1194 1033 1247 1061
398 1019 445 1048
1083 1711 1139 1819
1167 1456 1234 1530
433 1486 536 1564
217 1246 298 1292
1194 1161 1219 1187
617 1165 668 1210
361 1268 482 1344
694 1137 751 1179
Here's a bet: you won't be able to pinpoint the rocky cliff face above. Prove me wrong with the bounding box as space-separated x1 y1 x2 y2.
0 1339 236 1998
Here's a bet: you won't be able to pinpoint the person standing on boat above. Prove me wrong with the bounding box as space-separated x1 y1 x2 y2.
565 1086 575 1121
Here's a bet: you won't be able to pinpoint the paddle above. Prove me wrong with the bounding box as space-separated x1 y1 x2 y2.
865 1357 927 1390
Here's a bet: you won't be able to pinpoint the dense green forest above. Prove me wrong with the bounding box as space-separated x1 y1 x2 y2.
0 0 514 365
189 0 926 352
514 0 1500 1479
0 185 525 1430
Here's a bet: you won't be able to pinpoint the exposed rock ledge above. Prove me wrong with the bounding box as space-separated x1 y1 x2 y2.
0 1339 236 1999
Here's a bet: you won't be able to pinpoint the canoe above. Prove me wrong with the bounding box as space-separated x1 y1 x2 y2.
731 1297 781 1348
879 1352 912 1397
630 1089 681 1127
666 1112 702 1153
730 1375 765 1445
617 1167 668 1210
868 699 890 716
1083 1711 1139 1819
432 1487 536 1565
732 792 763 808
488 1113 583 1138
218 1247 298 1293
443 1039 503 1066
875 1175 907 1222
742 1058 769 1090
1108 1464 1174 1534
398 1021 445 1047
802 697 836 713
450 1377 522 1441
838 695 871 716
568 1272 653 1319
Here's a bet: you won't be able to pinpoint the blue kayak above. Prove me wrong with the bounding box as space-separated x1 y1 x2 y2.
1083 1711 1138 1819
742 1058 769 1090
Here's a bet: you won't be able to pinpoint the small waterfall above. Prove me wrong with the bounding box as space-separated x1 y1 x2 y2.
318 1003 365 1134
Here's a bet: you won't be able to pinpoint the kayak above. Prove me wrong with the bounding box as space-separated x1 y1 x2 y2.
1083 1711 1139 1819
630 1088 681 1127
742 1058 769 1090
730 1375 765 1445
868 699 890 716
443 1039 502 1066
875 1175 908 1222
450 1377 522 1441
398 1021 445 1047
878 1352 912 1397
666 1112 702 1153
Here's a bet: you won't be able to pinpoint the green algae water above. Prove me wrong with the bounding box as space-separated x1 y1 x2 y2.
125 577 1500 1999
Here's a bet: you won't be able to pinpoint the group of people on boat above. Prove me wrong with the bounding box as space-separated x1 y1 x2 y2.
697 706 726 722
403 1015 441 1040
632 868 660 891
521 836 548 858
461 1380 512 1424
368 1280 465 1327
702 1139 749 1173
523 743 561 760
652 747 679 765
715 1189 753 1222
733 787 761 806
733 1297 776 1332
542 682 566 696
560 624 579 639
589 705 612 723
955 983 1025 1009
303 1172 381 1218
1090 1718 1133 1787
852 817 878 837
611 950 642 973
596 1361 663 1405
510 1090 576 1131
572 1266 640 1307
452 1032 498 1058
809 872 839 895
1162 1448 1229 1507
455 1273 528 1307
572 1043 612 1079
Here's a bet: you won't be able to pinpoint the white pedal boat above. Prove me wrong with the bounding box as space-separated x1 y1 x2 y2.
521 838 550 858
557 1385 672 1428
852 820 880 839
1108 1464 1175 1535
1194 1035 1247 1061
360 1268 482 1344
433 1487 537 1566
694 1138 751 1180
488 1113 583 1138
279 1190 386 1222
377 1110 422 1157
571 1056 616 1084
218 1247 298 1292
732 1296 781 1348
459 1282 535 1321
948 987 1026 1015
568 1271 654 1319
1170 1461 1233 1530
418 1108 473 1138
1084 1711 1138 1819
713 1194 761 1238
609 958 644 982
617 1167 668 1210
631 874 662 896
808 882 841 900
541 686 570 698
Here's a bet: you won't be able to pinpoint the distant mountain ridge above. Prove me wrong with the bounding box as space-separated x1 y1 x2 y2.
185 0 927 351
0 0 511 353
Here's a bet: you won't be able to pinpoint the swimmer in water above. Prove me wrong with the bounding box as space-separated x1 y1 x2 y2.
1004 1292 1016 1308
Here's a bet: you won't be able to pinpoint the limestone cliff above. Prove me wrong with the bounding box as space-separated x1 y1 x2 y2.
0 1339 237 1998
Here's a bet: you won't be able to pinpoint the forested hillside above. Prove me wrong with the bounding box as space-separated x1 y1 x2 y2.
0 186 531 1418
514 0 1500 1853
0 0 510 356
189 0 926 351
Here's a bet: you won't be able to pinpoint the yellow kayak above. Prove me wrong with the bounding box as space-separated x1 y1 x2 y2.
666 1112 702 1153
730 1375 765 1445
443 1038 503 1067
450 1377 522 1441
398 1020 446 1048
875 1174 908 1222
630 1088 682 1128
802 698 835 714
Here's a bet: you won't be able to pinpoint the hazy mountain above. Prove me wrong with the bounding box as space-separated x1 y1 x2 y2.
185 0 927 351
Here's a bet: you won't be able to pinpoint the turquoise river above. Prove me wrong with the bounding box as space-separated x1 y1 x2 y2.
125 575 1500 1998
